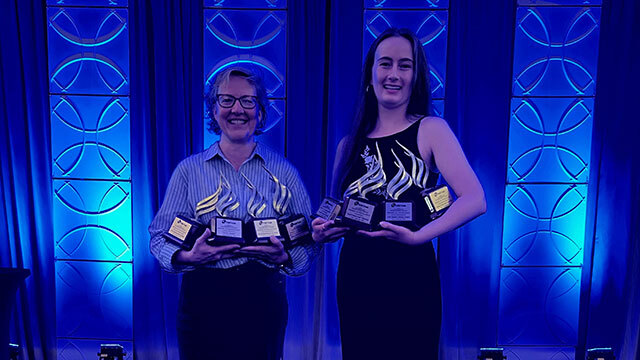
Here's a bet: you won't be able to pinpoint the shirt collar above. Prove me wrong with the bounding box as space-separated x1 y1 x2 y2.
204 140 266 164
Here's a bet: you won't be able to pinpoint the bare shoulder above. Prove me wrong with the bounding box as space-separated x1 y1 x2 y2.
418 116 451 135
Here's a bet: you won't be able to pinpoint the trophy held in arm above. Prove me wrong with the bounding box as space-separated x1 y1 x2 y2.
206 173 244 245
242 171 281 245
340 143 386 231
396 140 453 221
381 148 415 228
264 166 312 249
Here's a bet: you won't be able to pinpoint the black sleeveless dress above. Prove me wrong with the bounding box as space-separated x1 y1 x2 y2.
337 120 442 359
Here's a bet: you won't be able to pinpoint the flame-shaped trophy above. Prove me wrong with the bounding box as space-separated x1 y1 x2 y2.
242 171 281 245
206 172 244 245
264 166 312 248
396 140 453 220
382 148 416 227
339 143 387 231
164 175 228 250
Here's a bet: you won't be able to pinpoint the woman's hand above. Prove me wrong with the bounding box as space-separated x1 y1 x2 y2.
357 221 421 245
233 236 289 265
311 217 349 243
174 229 241 265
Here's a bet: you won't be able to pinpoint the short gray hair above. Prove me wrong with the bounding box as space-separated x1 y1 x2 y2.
205 66 268 135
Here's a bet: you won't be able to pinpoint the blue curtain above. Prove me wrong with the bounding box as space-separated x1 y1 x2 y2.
0 0 55 359
584 1 640 359
129 0 202 358
439 1 515 359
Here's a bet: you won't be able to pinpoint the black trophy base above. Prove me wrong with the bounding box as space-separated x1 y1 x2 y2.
279 214 312 248
314 197 343 221
165 215 207 251
421 185 454 220
340 196 378 231
244 218 281 245
381 200 416 230
209 216 245 246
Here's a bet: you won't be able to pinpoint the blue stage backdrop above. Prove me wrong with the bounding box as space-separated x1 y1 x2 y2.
47 0 134 359
2 0 639 359
501 1 601 358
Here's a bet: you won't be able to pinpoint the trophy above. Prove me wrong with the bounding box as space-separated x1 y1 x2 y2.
422 184 454 219
206 173 244 245
164 179 226 250
264 166 312 248
314 197 343 221
396 140 453 220
340 143 386 231
381 148 415 227
241 172 281 245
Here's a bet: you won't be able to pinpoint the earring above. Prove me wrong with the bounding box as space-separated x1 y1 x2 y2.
366 84 371 92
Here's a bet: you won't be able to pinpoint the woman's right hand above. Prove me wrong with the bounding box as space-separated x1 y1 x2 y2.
311 217 349 243
173 228 241 265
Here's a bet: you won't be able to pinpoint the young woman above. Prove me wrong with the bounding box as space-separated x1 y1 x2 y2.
312 28 486 359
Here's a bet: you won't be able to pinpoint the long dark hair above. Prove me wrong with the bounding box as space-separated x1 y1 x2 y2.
334 28 432 196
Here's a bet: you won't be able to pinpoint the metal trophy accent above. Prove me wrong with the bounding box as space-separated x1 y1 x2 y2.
264 166 312 248
382 148 415 227
208 173 244 245
340 143 386 231
242 172 280 245
396 140 453 220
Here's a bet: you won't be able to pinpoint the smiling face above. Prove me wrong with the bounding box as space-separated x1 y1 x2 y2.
213 75 259 144
371 36 415 111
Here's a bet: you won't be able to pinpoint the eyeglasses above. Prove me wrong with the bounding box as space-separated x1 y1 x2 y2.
216 94 258 109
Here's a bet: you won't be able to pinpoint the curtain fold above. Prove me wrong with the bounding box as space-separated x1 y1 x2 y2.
130 0 202 358
586 1 640 359
441 1 515 359
0 0 55 359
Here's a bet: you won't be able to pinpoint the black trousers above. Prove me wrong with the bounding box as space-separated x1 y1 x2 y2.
177 262 288 360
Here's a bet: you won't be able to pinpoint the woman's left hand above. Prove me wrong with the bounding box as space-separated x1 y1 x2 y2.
357 221 420 245
234 236 289 264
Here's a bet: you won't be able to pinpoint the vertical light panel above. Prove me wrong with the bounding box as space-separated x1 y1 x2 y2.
499 1 601 359
47 0 133 357
203 0 287 153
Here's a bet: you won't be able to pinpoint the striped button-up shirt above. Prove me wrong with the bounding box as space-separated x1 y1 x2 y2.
149 141 322 275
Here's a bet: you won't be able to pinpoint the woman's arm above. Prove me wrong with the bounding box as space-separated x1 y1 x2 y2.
409 116 487 243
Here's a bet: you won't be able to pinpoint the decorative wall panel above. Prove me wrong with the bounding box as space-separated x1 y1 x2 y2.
58 340 133 360
204 0 286 8
512 7 601 97
365 0 449 9
48 7 129 95
507 97 593 183
502 184 586 266
56 261 133 339
53 180 132 262
503 347 575 360
498 267 581 345
51 95 130 180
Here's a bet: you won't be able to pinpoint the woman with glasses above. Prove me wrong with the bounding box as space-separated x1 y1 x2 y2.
149 66 321 360
312 28 486 358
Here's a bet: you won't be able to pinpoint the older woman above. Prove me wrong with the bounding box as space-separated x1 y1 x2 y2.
313 28 486 358
149 66 321 360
